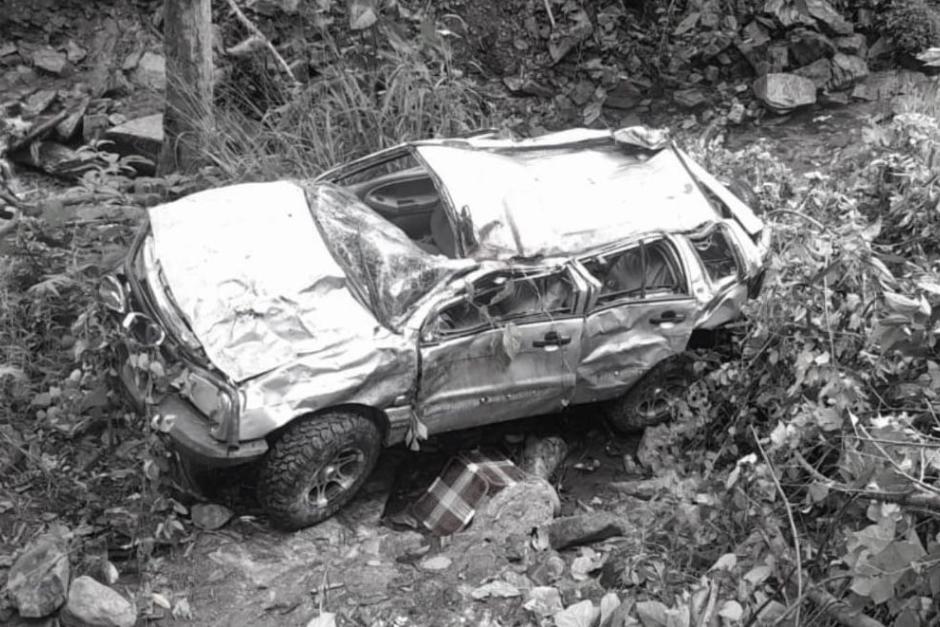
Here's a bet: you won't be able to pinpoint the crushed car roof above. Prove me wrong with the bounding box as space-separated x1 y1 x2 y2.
412 128 728 259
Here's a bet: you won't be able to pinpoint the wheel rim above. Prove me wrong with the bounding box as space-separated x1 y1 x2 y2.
305 447 366 510
635 378 687 421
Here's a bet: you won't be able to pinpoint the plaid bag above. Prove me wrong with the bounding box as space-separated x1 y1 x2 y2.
411 451 526 536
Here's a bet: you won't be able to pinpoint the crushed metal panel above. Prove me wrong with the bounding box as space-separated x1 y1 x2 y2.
415 143 721 259
148 181 386 382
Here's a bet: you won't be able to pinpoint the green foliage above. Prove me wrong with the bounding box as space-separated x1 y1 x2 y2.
202 22 490 181
881 0 940 56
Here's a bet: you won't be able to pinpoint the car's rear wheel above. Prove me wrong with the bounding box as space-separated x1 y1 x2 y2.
259 410 381 530
605 358 694 433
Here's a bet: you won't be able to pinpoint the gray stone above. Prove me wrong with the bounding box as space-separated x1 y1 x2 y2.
728 102 746 124
523 586 564 618
64 40 87 64
836 34 867 56
60 576 136 627
103 113 163 174
7 531 69 617
55 98 89 142
520 435 568 479
22 89 57 117
538 513 630 551
472 478 559 541
132 51 165 91
828 53 868 91
851 69 929 101
604 80 643 110
32 46 67 75
754 73 817 113
794 58 833 89
83 112 110 143
805 0 853 35
569 80 595 106
788 28 836 66
191 503 233 530
673 87 707 108
742 21 770 47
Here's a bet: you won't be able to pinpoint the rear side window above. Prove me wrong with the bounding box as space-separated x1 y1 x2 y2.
689 227 740 284
583 240 686 306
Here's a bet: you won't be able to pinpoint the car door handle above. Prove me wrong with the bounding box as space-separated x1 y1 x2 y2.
534 331 571 347
650 311 686 325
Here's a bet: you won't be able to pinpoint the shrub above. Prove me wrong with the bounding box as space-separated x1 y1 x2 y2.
882 0 940 56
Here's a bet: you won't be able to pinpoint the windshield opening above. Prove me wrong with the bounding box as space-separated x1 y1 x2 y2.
299 182 473 330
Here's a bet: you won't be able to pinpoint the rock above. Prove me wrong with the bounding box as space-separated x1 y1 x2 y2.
83 112 111 143
470 580 521 600
727 102 746 124
342 562 398 605
673 87 707 108
472 478 559 541
538 513 628 551
55 98 90 142
383 530 428 561
570 80 595 106
788 28 836 66
828 53 868 91
32 47 68 75
103 113 163 174
60 576 136 627
22 89 57 117
548 11 593 64
121 51 142 71
64 41 87 64
132 52 166 91
554 599 600 627
603 80 643 110
0 42 16 57
753 73 817 113
503 77 554 98
805 0 853 35
524 586 564 618
743 21 770 47
794 58 833 89
836 34 867 56
418 555 452 571
527 551 567 586
851 69 929 101
6 531 70 617
764 0 814 28
520 435 568 480
451 542 504 585
191 503 233 530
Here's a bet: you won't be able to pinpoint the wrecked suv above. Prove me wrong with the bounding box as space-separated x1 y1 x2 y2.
102 127 770 529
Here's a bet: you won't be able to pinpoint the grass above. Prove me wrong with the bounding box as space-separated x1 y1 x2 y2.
195 33 492 181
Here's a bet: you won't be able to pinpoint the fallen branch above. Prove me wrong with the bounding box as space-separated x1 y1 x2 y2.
794 451 940 513
222 0 301 90
802 581 886 627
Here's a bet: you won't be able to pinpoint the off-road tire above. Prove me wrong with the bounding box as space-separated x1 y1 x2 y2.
605 357 695 433
259 410 381 530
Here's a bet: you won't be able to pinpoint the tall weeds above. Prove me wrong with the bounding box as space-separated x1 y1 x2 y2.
198 27 491 181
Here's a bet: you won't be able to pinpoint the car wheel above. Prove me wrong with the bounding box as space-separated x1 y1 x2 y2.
605 358 694 433
259 410 381 530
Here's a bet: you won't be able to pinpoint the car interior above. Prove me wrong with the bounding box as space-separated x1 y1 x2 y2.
584 241 685 303
337 158 458 258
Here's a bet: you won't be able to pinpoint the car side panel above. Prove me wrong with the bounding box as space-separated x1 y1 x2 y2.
573 298 698 404
417 318 583 434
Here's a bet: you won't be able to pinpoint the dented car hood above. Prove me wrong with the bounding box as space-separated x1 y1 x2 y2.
146 181 411 383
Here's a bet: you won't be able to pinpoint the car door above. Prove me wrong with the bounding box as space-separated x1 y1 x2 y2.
573 237 698 404
417 266 585 435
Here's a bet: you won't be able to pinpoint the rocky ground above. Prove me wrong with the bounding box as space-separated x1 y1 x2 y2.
3 0 940 626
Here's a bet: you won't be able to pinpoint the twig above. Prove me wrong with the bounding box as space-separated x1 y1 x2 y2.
542 0 556 29
803 582 886 627
751 426 802 627
223 0 301 91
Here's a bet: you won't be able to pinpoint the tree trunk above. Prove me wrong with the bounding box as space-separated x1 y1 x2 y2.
158 0 213 175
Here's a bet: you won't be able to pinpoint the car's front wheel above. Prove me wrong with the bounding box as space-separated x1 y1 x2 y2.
605 358 694 433
259 410 381 530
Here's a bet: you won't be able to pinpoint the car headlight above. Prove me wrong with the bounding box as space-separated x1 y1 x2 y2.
99 275 127 314
122 312 166 348
176 369 241 446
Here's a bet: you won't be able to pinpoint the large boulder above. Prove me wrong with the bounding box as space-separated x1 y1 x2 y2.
103 113 163 174
754 73 817 113
794 58 833 89
788 28 837 66
31 46 68 75
60 576 137 627
828 53 869 91
6 531 70 617
472 477 560 542
805 0 853 35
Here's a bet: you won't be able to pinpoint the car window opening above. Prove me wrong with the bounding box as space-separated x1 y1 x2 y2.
690 228 739 284
434 272 575 337
584 240 684 304
337 156 457 259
